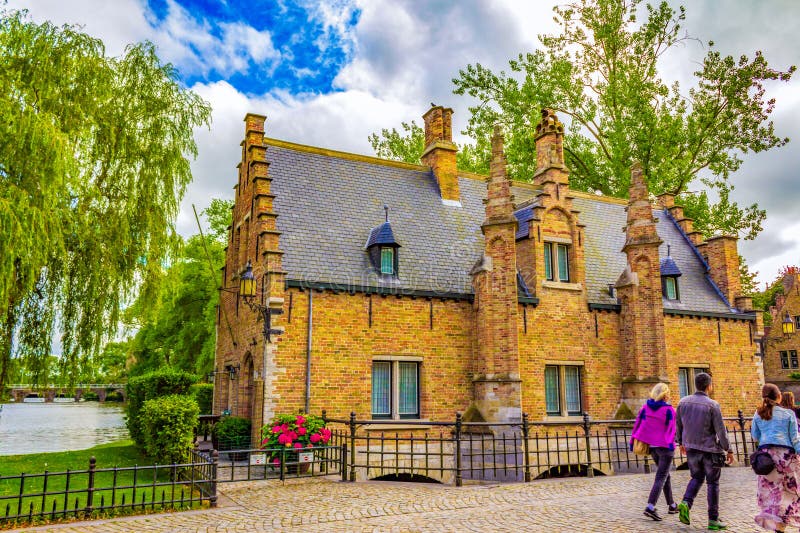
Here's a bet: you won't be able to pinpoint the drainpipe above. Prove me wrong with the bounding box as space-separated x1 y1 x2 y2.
305 289 313 413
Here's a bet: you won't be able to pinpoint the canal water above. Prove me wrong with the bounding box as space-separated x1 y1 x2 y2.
0 402 129 455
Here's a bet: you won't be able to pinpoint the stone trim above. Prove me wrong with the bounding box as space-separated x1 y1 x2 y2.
542 281 583 291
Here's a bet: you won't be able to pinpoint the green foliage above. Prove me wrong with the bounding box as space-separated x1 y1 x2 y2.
372 0 794 244
368 121 425 163
105 391 124 402
201 198 235 243
190 383 214 414
613 403 635 420
125 368 197 446
0 9 212 392
260 413 330 461
214 416 252 451
125 234 224 377
83 391 99 401
139 394 199 464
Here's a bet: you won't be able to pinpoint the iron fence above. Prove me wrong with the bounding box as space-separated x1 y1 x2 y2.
0 444 343 526
322 410 756 486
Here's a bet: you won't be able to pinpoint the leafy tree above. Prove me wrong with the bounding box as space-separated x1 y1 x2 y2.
202 198 234 243
0 10 211 390
372 0 794 242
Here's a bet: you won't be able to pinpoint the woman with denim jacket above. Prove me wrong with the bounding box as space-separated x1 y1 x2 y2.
630 383 677 521
752 383 800 532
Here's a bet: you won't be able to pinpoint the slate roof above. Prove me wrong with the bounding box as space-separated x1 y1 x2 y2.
660 256 682 277
267 139 737 315
365 221 399 248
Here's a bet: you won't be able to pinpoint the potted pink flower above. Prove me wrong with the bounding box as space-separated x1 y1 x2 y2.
260 413 331 472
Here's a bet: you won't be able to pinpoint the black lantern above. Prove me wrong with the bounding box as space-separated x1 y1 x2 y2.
783 312 796 335
237 261 283 342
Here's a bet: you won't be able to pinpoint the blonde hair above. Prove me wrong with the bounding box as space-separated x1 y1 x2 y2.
650 383 670 402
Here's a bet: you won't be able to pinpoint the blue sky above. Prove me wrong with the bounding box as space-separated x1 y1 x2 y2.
7 0 800 287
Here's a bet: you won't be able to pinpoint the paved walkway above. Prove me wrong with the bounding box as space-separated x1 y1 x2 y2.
16 467 767 532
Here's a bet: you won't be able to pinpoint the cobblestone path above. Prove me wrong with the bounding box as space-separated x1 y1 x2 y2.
15 467 766 532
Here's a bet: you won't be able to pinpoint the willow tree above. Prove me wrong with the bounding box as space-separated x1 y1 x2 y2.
0 10 212 389
373 0 794 242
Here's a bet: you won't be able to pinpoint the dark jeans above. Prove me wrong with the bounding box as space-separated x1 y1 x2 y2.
648 447 675 507
682 449 723 521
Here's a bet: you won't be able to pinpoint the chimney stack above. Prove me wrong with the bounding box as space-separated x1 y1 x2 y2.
421 106 460 205
704 235 742 307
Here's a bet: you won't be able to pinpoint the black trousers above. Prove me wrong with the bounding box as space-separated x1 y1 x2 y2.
682 449 723 521
647 447 675 507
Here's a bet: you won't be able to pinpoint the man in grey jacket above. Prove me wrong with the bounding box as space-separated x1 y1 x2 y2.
675 372 734 531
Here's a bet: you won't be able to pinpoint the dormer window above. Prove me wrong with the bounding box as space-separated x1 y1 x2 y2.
660 246 682 301
366 205 400 277
380 247 396 275
544 242 570 282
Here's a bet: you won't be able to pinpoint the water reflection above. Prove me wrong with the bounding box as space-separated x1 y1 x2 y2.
0 402 129 455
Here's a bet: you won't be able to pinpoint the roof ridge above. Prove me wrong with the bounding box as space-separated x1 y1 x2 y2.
264 137 430 172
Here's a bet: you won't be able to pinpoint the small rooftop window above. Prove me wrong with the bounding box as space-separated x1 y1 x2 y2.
366 205 400 277
660 245 682 301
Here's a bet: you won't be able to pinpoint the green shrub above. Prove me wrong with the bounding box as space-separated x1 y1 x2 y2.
105 390 124 402
126 369 198 446
83 391 100 401
214 416 252 452
140 394 199 464
190 383 214 414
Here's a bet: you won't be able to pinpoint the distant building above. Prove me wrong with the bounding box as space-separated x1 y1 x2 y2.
763 273 800 394
213 106 764 440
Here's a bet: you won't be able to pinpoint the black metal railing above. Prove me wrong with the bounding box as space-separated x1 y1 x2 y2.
212 444 343 483
322 409 756 486
0 448 215 525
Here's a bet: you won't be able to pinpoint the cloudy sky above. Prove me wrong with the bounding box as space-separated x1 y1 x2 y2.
8 0 800 287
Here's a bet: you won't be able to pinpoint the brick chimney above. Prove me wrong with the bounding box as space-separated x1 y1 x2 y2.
421 106 460 205
704 236 741 307
533 108 568 187
616 162 667 408
469 125 521 424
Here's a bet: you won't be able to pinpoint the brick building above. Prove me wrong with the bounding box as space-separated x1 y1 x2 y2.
213 106 764 440
763 272 800 393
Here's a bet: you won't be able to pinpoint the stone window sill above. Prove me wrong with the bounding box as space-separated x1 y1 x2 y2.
542 415 584 423
542 281 583 291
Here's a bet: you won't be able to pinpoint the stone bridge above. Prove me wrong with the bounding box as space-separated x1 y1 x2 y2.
7 384 126 403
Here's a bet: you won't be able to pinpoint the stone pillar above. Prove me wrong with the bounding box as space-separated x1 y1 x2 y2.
470 126 521 423
421 106 460 204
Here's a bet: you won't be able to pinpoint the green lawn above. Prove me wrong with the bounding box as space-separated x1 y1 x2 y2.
0 440 211 526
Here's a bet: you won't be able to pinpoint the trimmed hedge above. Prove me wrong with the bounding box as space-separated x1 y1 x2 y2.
214 416 252 451
140 394 199 464
190 383 214 414
126 369 198 446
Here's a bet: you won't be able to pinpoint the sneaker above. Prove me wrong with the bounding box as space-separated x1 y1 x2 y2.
643 507 663 521
708 519 728 530
668 504 678 514
677 501 691 525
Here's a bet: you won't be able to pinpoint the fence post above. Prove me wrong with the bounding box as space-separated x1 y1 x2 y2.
84 456 96 517
210 450 218 508
454 412 462 487
582 412 594 478
280 447 286 481
349 412 357 482
322 409 327 424
738 409 749 459
521 413 531 482
341 443 348 482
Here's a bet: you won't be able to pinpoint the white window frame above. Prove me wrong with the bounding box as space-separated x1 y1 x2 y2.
543 241 570 283
544 364 583 417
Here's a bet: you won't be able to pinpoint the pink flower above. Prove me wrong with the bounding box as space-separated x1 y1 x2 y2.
272 425 282 433
321 433 330 444
297 427 307 436
272 458 281 465
306 443 314 448
310 433 322 444
296 415 306 426
293 442 303 449
277 433 292 445
261 438 269 445
286 431 298 441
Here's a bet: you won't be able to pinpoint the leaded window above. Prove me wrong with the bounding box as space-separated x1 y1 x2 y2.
545 365 582 417
371 360 419 419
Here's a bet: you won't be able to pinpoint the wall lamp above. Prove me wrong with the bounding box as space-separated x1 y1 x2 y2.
238 261 283 343
783 312 796 336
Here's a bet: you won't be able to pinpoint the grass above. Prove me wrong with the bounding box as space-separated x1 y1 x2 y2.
0 440 211 527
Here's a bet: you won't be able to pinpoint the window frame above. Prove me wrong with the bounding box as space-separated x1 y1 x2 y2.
792 350 799 369
662 276 679 300
678 366 709 397
544 364 583 417
543 242 570 283
371 359 420 420
380 247 396 275
781 351 790 369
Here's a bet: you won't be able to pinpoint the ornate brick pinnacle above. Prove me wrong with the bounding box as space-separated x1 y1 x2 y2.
535 108 564 139
492 124 504 155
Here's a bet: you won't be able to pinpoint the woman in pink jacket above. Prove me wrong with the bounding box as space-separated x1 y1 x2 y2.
631 383 678 521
